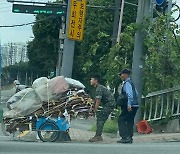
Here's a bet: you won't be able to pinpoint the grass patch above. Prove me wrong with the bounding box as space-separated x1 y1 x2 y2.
90 119 118 134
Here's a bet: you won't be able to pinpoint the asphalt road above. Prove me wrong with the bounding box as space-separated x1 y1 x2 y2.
0 139 180 154
1 88 15 104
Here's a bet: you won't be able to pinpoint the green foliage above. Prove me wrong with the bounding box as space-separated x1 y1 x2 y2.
73 0 114 85
25 0 138 90
100 23 137 88
73 0 138 92
2 62 30 85
27 14 61 77
143 14 180 95
24 0 180 99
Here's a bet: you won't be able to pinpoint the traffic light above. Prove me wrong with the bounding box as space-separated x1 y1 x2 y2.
155 0 168 13
153 0 168 18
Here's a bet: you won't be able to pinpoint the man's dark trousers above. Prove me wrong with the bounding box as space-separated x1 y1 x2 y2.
118 106 138 139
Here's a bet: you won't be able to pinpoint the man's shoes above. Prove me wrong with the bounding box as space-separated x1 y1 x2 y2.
89 136 103 142
117 137 133 144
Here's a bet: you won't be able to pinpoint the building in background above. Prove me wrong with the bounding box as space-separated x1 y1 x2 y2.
1 42 28 67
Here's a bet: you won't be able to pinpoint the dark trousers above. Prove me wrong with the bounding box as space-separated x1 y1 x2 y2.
96 106 114 136
118 106 138 139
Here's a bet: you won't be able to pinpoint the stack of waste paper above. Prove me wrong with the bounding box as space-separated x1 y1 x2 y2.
3 76 93 131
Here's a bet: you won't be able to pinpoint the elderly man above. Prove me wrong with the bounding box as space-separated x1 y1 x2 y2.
117 69 139 144
89 75 115 142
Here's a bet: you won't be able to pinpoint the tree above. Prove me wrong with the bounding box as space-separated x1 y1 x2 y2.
27 15 61 77
73 0 138 91
2 62 30 85
143 14 180 94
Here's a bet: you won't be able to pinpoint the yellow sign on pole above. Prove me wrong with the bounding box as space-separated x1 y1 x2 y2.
68 0 87 41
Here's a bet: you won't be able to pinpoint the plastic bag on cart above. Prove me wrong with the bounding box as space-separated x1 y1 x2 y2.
32 77 49 101
48 76 70 100
4 88 42 118
32 77 48 89
65 78 85 89
49 76 69 94
33 76 69 101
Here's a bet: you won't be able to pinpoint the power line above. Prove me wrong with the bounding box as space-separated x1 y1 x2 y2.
0 15 54 28
0 21 35 28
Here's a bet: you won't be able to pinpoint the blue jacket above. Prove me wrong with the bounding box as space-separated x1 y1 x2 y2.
122 78 139 107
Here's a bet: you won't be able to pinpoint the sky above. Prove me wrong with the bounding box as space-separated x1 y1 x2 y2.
0 0 180 44
0 0 55 44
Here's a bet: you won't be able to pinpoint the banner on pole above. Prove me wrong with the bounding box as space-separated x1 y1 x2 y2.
68 0 87 41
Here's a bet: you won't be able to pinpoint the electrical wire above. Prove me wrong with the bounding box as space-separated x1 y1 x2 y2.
0 21 35 28
0 15 54 28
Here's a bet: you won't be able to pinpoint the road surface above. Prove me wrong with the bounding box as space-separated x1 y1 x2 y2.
0 139 180 154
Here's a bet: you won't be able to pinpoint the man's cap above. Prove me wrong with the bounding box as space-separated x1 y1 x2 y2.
118 68 131 75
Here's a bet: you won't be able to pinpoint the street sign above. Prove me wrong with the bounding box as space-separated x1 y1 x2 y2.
68 0 87 41
156 0 165 6
12 4 67 15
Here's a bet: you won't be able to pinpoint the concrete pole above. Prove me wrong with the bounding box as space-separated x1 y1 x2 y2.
117 0 125 43
162 0 172 88
0 40 2 120
0 38 1 104
167 0 173 33
111 0 121 46
56 28 63 76
132 0 151 124
60 0 75 78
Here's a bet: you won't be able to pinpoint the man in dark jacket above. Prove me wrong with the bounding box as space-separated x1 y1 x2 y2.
117 69 139 144
89 75 115 142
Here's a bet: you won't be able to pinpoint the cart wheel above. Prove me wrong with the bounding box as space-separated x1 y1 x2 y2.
37 121 59 142
1 122 10 136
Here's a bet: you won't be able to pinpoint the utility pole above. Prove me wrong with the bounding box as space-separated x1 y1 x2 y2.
167 0 173 38
117 0 125 43
0 38 1 104
60 1 75 78
111 0 121 46
132 0 151 124
56 15 66 76
112 0 138 46
162 0 172 88
0 38 2 123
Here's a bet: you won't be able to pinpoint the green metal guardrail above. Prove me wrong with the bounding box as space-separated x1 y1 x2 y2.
143 85 180 121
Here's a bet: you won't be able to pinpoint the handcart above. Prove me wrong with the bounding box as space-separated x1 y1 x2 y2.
2 114 71 142
2 76 93 142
